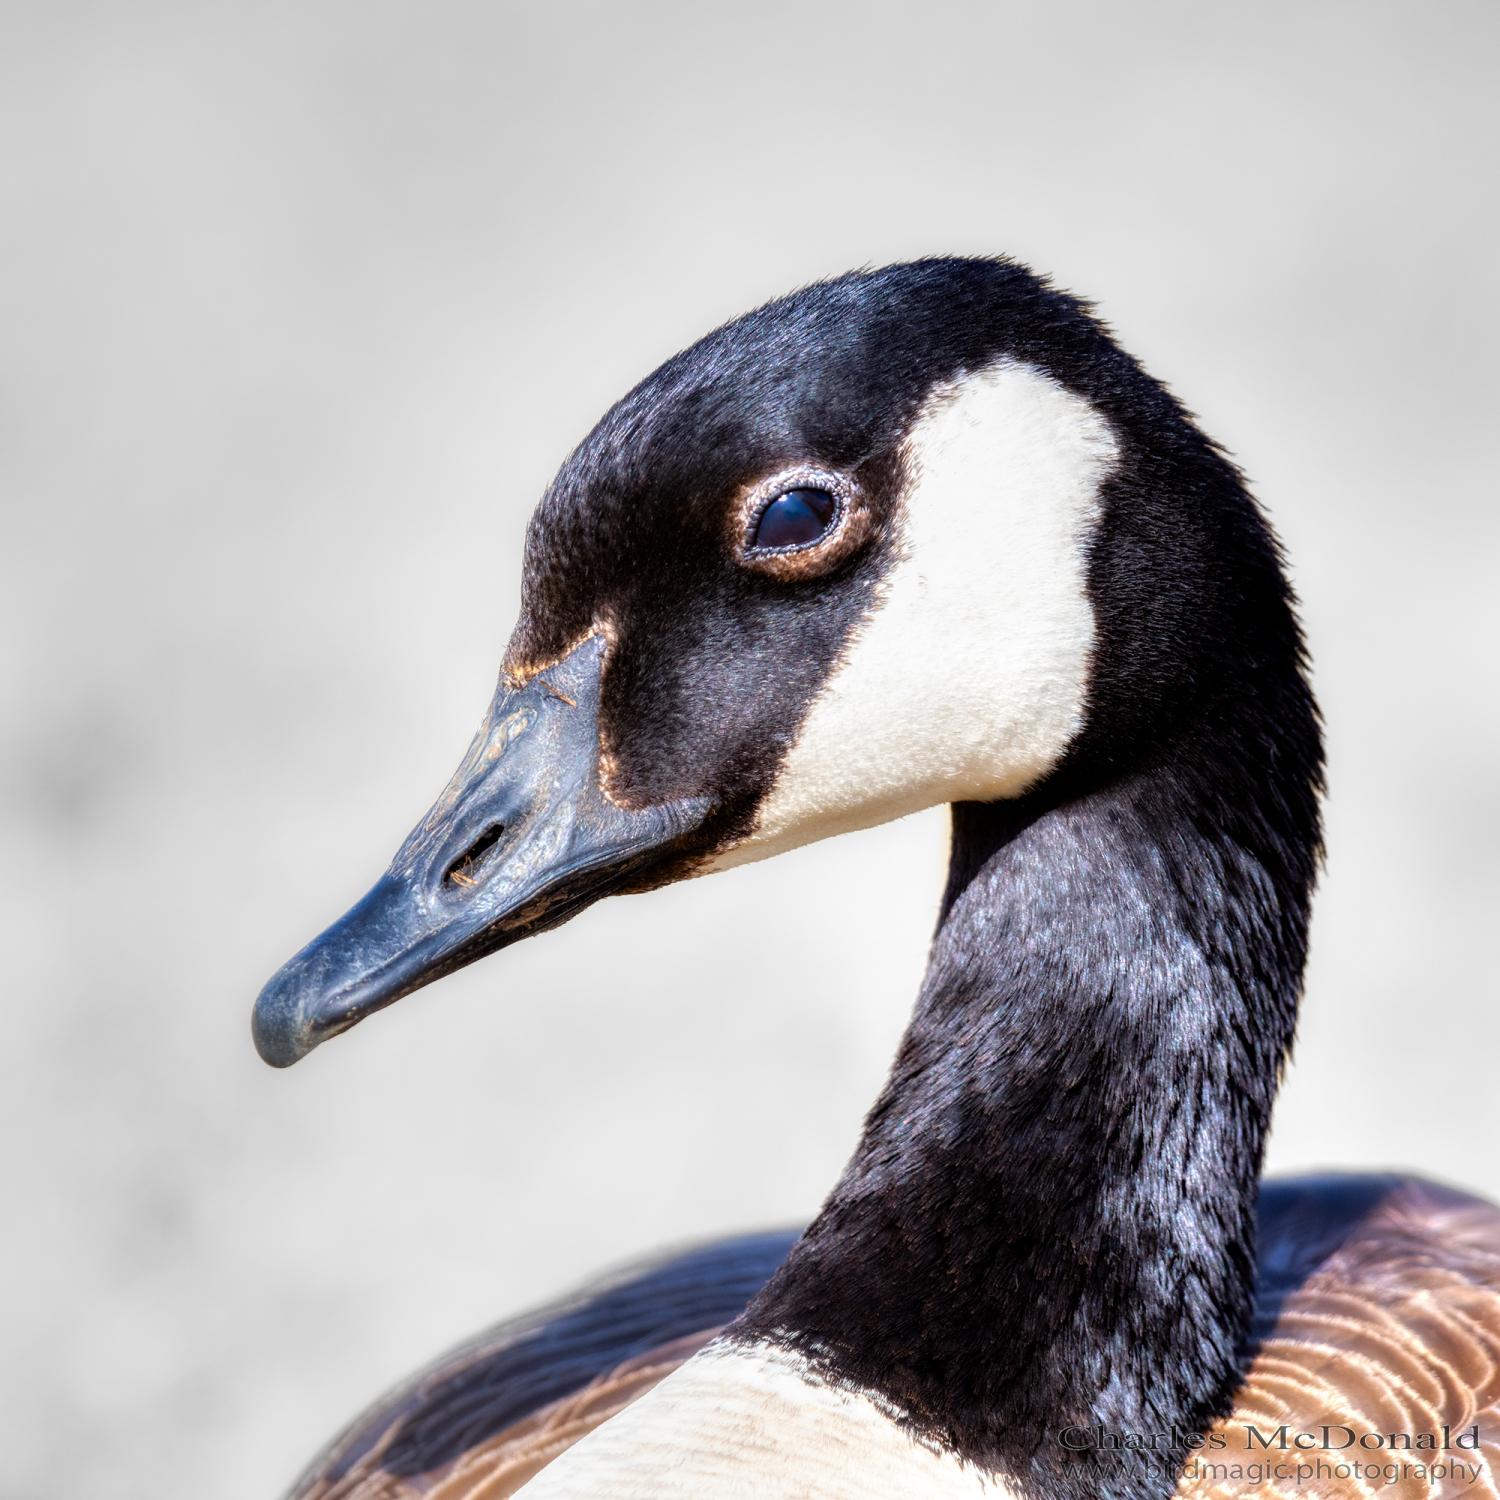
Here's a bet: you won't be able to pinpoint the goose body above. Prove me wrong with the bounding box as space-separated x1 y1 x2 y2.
255 259 1500 1500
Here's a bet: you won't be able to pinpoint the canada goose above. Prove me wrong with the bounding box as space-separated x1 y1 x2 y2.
254 258 1500 1500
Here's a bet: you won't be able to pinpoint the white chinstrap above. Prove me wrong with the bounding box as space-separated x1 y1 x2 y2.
715 359 1117 871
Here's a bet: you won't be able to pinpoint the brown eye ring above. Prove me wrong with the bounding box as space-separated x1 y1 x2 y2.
733 467 874 581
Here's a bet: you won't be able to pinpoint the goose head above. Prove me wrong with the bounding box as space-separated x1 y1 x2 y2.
253 256 1317 1075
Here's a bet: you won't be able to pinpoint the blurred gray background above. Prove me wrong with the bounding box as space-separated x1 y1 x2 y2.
1 3 1496 1496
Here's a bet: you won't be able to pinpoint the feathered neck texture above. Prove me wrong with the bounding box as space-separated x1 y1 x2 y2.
734 594 1323 1500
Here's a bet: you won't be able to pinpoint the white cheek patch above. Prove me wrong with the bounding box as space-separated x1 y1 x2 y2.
512 1341 1010 1499
716 360 1117 871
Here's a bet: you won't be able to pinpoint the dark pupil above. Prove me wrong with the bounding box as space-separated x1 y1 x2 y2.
752 488 836 549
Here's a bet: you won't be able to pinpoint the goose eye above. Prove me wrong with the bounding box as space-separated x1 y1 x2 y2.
751 488 837 550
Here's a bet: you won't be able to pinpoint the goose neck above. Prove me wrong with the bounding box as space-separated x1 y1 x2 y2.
736 758 1317 1500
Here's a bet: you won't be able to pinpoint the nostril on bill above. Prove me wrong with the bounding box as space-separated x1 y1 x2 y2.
444 824 505 889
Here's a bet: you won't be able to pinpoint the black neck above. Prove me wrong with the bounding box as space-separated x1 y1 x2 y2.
734 732 1319 1500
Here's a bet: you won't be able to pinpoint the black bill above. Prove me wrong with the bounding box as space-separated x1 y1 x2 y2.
251 635 713 1067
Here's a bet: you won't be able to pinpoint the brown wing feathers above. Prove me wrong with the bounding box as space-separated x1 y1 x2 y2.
286 1178 1500 1499
283 1230 796 1499
299 1330 719 1500
1180 1177 1500 1500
